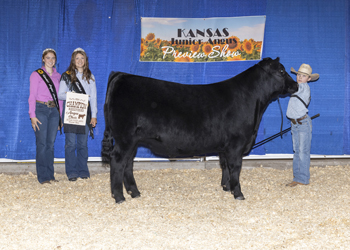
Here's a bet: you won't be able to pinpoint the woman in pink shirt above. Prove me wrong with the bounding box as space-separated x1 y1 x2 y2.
28 48 63 184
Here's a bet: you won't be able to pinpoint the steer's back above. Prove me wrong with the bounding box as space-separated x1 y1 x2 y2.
105 72 257 156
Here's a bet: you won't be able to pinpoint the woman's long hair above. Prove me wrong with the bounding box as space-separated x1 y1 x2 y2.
66 50 94 84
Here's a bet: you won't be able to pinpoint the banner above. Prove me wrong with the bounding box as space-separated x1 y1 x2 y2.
140 16 265 62
64 92 89 126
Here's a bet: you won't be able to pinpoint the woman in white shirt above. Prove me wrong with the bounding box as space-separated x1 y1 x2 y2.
58 48 97 181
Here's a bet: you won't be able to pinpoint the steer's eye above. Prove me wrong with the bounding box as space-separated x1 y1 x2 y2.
280 69 284 74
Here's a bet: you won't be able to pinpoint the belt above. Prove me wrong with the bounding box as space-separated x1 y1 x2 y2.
36 100 56 108
290 114 307 125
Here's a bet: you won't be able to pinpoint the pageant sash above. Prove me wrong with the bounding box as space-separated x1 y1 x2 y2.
35 68 62 134
61 71 94 138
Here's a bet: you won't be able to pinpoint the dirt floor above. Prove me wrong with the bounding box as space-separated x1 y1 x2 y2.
0 160 349 249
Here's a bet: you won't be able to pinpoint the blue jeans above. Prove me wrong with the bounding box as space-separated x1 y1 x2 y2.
291 115 312 184
64 125 90 179
62 102 90 179
34 102 60 183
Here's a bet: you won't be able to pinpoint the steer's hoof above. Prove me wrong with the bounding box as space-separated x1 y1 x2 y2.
235 196 245 200
130 192 141 199
115 199 125 204
128 190 141 198
113 194 126 204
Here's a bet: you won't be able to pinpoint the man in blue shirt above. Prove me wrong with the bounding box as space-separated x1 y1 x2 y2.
286 64 319 187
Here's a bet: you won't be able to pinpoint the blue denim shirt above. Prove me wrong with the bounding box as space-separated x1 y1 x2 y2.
286 82 310 119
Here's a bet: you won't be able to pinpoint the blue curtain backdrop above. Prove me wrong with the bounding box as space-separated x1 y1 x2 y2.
263 0 347 155
0 0 348 160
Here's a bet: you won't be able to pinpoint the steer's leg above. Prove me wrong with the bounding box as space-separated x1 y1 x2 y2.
226 149 245 200
110 145 126 203
123 146 141 199
219 152 230 192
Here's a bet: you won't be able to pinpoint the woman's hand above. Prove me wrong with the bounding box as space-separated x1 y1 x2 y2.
31 117 42 132
90 118 97 128
58 122 63 130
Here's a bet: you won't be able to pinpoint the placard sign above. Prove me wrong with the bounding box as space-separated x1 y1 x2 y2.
140 16 266 62
64 92 89 126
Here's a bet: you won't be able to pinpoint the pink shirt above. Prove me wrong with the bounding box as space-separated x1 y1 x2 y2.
28 66 63 118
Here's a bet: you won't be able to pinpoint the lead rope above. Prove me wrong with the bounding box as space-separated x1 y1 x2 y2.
277 97 283 138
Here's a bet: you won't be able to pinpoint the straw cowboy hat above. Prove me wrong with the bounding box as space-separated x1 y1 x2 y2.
291 63 319 81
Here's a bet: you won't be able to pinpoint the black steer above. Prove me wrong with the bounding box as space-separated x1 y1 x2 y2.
102 57 298 204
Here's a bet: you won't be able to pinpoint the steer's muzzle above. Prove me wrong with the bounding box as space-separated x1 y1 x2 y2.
285 73 298 94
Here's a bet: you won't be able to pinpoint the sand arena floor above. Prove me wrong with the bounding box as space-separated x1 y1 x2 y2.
0 162 350 249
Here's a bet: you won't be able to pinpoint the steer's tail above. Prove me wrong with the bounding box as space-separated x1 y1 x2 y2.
101 120 114 164
101 71 120 164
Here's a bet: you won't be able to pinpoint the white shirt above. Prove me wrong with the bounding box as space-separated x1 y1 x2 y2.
58 71 97 118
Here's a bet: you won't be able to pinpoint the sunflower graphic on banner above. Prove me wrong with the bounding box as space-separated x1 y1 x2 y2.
140 16 265 62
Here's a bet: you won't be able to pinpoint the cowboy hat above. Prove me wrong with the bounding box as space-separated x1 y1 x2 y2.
291 63 319 81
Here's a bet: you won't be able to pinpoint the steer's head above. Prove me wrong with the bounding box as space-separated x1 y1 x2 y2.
258 57 298 97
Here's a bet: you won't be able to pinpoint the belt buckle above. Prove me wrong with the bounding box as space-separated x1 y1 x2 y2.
47 101 55 108
291 119 296 125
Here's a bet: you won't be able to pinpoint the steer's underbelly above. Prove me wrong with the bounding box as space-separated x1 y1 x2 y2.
138 132 229 158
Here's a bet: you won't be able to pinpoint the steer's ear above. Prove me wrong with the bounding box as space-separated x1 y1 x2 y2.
275 57 280 62
108 71 117 83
